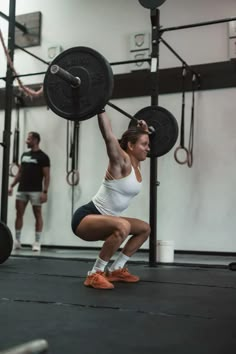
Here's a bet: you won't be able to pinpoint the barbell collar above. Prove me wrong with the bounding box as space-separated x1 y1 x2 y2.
50 65 81 88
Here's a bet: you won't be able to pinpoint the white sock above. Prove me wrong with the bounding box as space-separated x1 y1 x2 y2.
109 252 130 271
15 230 21 241
35 232 41 243
89 257 108 274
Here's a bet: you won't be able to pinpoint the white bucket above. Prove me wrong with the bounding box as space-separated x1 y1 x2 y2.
157 240 174 263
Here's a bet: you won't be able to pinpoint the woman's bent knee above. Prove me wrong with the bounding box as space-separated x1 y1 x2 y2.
114 219 131 240
143 222 151 235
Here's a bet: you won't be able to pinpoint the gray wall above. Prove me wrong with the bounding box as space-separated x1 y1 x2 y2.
0 0 236 252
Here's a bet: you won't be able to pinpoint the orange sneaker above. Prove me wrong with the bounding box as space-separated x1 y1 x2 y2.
84 271 114 289
106 268 140 283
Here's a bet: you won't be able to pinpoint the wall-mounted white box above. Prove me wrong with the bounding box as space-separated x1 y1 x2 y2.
130 32 150 51
130 50 150 71
47 45 63 60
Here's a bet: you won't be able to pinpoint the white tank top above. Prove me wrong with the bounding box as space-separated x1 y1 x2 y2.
92 166 142 216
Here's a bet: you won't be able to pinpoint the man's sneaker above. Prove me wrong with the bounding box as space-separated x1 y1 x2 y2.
84 271 114 289
106 268 140 283
14 239 21 250
32 242 41 252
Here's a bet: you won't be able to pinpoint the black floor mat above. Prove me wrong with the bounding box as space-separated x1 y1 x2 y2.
1 258 236 354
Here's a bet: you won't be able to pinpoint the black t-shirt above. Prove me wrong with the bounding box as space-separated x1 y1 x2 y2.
18 150 50 192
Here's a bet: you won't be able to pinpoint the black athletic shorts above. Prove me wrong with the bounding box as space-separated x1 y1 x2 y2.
71 201 101 234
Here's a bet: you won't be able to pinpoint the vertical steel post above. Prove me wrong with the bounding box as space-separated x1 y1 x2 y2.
1 0 16 223
149 8 160 267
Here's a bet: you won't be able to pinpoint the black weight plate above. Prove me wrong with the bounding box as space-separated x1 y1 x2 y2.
229 263 236 271
139 0 166 9
129 106 179 157
0 221 13 264
44 47 114 121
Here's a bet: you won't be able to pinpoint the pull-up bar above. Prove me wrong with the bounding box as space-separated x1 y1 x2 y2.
160 16 236 33
160 37 200 84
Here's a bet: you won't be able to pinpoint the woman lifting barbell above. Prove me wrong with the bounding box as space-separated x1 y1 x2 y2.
71 109 151 289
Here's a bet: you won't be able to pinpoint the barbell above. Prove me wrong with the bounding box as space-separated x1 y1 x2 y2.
43 46 179 158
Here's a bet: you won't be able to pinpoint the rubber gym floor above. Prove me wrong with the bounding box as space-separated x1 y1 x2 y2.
0 255 236 354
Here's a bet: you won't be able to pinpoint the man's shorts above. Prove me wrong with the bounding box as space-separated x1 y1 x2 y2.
16 192 42 206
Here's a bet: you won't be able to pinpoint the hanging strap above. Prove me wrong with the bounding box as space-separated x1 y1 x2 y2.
187 74 197 167
0 28 43 98
174 65 189 164
9 95 23 177
66 120 80 187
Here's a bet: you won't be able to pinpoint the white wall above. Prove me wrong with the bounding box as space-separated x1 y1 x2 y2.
0 0 236 252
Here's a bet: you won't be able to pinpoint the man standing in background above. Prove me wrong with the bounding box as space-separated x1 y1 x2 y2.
9 131 50 252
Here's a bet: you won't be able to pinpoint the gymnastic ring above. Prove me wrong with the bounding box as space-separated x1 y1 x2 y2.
66 169 80 186
9 163 19 177
174 146 189 165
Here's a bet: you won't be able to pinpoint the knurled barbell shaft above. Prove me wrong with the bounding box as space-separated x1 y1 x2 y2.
50 64 81 88
107 102 155 134
107 101 139 123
